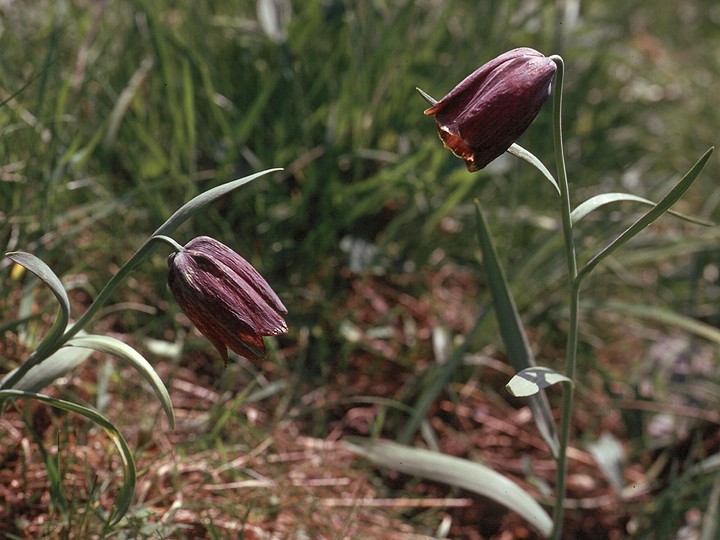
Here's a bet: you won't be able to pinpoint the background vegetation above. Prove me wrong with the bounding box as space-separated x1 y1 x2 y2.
1 0 719 537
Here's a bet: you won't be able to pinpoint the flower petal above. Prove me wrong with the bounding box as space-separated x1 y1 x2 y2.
167 236 288 362
424 48 556 171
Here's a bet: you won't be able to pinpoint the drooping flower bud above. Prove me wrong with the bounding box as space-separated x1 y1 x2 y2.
424 47 556 172
167 236 287 363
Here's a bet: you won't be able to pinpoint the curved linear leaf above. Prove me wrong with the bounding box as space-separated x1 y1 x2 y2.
346 438 553 537
571 192 714 226
506 366 573 398
66 335 175 429
2 171 283 392
152 168 282 239
58 168 282 347
508 143 560 196
4 252 70 357
578 148 714 283
1 340 93 392
0 389 136 525
475 201 559 457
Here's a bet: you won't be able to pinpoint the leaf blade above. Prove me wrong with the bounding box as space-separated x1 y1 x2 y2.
67 335 175 429
346 438 553 537
506 366 573 397
475 201 559 457
152 168 282 239
571 192 714 226
578 148 714 282
508 143 560 196
4 252 71 356
1 340 93 392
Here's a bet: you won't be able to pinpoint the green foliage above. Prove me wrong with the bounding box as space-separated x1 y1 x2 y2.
1 169 276 527
346 437 553 537
0 389 136 525
2 0 720 537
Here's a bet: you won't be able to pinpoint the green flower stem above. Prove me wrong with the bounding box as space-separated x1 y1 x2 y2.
62 235 171 343
552 283 579 538
60 169 278 348
1 169 279 392
549 54 578 540
1 236 171 390
150 235 185 253
550 56 577 283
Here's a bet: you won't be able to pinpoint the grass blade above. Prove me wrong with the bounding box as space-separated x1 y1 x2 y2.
589 300 720 345
700 473 720 540
475 201 559 457
397 308 492 445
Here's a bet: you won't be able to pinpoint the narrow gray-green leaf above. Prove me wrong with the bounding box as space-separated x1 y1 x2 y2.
506 367 572 398
0 389 135 525
5 251 70 354
1 339 93 392
578 147 713 283
60 168 282 346
571 192 713 226
686 452 720 478
475 201 559 457
152 168 282 238
346 438 552 537
67 335 175 429
508 143 560 196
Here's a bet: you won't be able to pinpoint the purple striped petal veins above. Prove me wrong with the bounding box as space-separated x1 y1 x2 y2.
168 236 287 363
424 47 556 172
